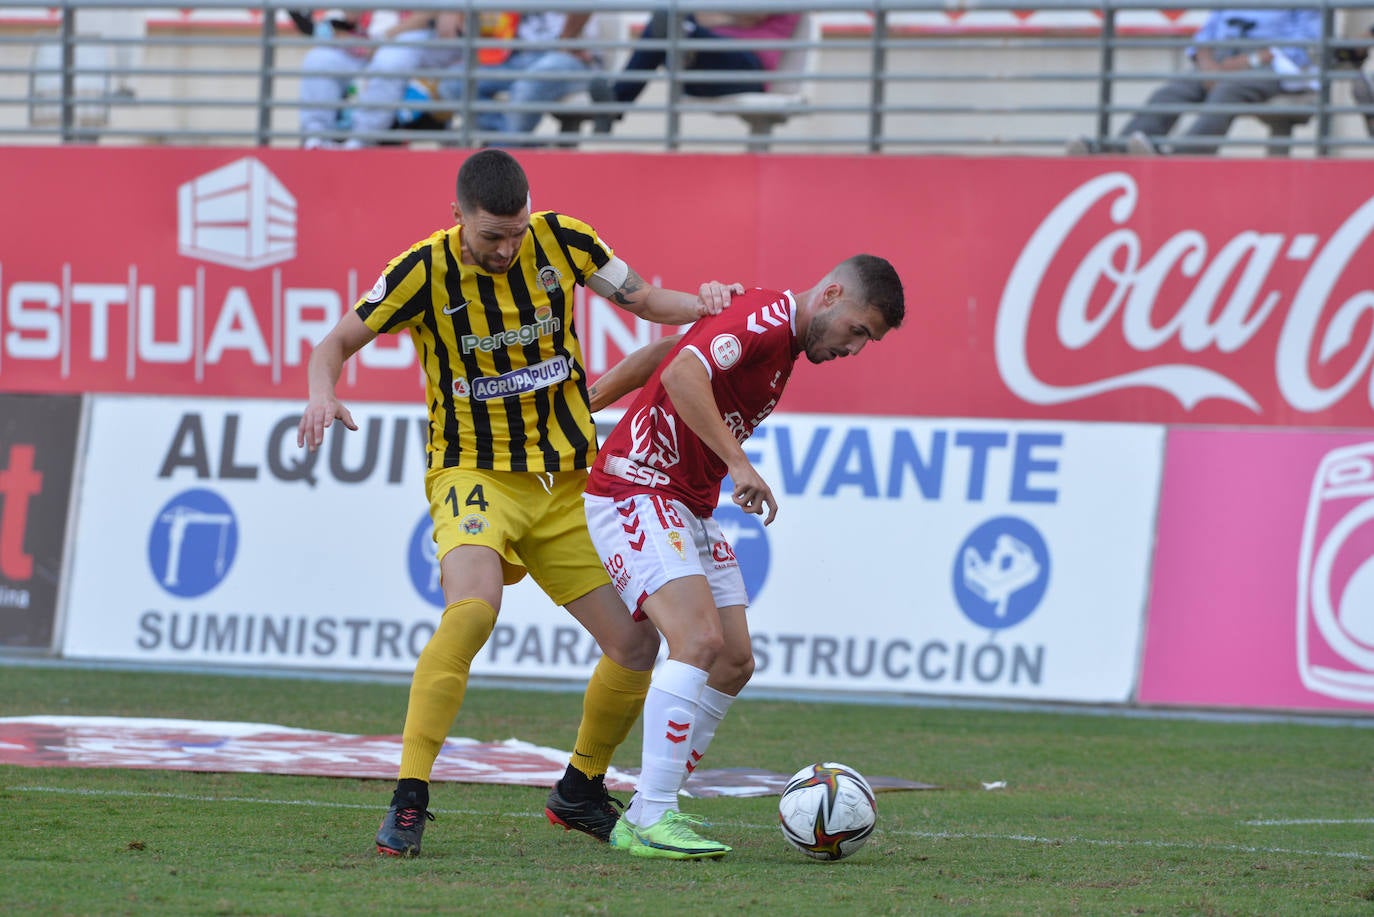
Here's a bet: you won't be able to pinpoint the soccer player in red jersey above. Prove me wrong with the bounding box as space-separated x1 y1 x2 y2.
581 254 905 858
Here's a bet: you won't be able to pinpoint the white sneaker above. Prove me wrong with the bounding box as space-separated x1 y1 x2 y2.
1126 131 1159 156
1065 135 1097 155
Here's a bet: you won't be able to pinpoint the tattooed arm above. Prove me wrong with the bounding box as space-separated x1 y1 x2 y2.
587 257 741 326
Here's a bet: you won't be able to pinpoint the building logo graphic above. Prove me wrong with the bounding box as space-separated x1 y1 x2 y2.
177 157 297 270
1297 443 1374 703
952 516 1050 630
147 489 238 598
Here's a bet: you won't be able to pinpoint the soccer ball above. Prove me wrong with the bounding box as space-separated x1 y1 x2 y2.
778 762 877 861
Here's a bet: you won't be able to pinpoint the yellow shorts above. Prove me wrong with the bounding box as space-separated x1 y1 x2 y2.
424 466 609 606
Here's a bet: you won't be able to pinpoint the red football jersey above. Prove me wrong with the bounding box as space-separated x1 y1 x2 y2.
588 288 800 517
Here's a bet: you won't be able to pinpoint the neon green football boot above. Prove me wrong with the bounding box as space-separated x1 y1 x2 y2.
618 810 731 860
609 816 637 851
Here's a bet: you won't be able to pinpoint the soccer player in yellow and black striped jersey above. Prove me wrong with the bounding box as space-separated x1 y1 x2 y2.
297 149 739 857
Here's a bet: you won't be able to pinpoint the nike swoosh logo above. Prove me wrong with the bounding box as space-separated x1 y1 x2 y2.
442 301 469 315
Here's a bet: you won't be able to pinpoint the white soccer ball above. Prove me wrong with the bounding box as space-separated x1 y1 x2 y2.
778 762 877 861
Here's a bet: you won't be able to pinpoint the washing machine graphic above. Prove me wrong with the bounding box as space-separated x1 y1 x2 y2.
1297 443 1374 703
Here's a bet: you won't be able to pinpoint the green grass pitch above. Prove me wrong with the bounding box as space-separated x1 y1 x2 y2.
1 664 1370 915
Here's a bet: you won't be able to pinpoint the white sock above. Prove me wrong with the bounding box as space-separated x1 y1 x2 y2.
626 659 708 828
684 686 735 782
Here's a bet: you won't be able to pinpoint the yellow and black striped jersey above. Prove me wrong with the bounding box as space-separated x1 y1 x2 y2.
355 211 613 472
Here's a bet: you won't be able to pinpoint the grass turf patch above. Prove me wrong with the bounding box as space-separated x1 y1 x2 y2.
1 664 1370 915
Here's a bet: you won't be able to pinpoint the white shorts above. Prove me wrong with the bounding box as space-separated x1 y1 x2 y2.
584 492 749 619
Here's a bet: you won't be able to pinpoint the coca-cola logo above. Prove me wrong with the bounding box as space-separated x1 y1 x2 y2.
997 173 1374 416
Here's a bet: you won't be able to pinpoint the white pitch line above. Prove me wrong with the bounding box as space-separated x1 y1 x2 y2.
11 785 1371 861
1245 817 1374 826
10 785 382 810
877 829 1372 862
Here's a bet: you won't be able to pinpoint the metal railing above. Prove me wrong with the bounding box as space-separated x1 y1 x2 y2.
2 0 1372 155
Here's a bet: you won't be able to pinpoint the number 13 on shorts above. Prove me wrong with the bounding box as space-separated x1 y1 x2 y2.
583 492 748 616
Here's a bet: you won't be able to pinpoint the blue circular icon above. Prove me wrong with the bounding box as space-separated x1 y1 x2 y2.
408 512 446 608
713 501 771 603
147 489 239 598
951 516 1050 630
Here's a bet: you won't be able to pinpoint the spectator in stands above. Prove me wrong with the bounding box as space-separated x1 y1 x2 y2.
1334 13 1374 136
1356 64 1374 137
299 9 497 148
609 11 801 106
439 12 605 144
1067 8 1322 156
296 9 381 148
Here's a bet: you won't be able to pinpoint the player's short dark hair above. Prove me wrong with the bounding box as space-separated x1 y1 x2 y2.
843 254 905 329
456 149 530 217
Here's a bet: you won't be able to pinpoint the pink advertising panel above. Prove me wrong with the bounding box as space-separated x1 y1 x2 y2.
1139 428 1374 713
3 148 1373 427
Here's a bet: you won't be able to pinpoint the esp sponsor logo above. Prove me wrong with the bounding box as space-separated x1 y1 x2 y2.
603 455 671 489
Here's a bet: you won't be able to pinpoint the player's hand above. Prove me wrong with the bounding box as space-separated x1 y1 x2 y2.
696 280 744 316
297 395 358 451
729 462 779 525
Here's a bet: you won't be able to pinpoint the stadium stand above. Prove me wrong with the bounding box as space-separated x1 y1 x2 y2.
678 13 821 151
1252 7 1374 155
4 1 1372 156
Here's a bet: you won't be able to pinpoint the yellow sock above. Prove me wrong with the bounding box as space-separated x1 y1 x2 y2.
569 655 652 779
398 598 498 782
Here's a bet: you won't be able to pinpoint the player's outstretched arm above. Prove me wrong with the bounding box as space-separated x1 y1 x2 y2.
588 258 742 326
297 310 376 451
588 334 682 412
660 352 779 525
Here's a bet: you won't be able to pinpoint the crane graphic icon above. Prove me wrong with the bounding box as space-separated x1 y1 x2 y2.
148 490 239 597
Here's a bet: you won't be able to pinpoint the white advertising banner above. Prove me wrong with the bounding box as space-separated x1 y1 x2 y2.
61 395 591 677
732 415 1162 702
62 398 1163 702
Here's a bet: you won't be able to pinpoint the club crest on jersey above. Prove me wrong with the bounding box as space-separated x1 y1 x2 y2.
365 273 388 303
710 334 742 370
537 265 562 292
460 514 488 535
452 378 470 399
668 531 686 559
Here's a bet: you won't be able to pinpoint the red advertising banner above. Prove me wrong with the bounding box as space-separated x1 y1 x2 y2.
2 148 1372 427
1139 428 1374 713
